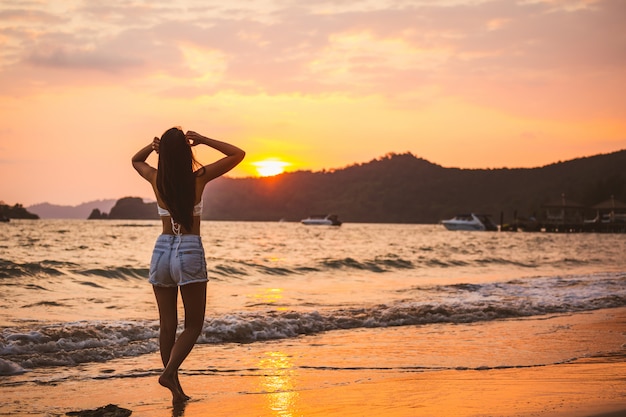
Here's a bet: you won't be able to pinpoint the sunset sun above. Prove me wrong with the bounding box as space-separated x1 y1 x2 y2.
252 158 290 177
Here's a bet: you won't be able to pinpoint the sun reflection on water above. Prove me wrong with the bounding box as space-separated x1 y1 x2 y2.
251 288 288 310
258 351 300 416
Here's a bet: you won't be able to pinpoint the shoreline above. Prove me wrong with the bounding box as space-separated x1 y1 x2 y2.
3 307 625 417
55 357 626 417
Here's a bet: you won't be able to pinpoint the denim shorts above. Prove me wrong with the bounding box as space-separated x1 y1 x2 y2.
149 234 208 287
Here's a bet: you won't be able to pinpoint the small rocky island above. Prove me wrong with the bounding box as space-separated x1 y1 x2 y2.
88 197 158 220
0 202 39 221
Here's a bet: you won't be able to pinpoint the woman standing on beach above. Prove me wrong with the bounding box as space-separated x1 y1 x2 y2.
132 127 245 403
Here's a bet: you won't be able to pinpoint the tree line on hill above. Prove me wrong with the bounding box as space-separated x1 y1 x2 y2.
198 150 626 224
0 202 39 220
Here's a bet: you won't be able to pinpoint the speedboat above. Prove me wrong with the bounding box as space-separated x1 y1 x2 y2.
441 213 497 231
301 214 342 226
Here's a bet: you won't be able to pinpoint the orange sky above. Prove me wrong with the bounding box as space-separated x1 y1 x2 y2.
1 0 625 206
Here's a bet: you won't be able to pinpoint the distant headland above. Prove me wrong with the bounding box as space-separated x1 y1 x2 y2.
0 202 39 221
88 197 158 220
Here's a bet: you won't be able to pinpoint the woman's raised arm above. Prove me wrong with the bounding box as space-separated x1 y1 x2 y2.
131 138 159 182
186 131 245 184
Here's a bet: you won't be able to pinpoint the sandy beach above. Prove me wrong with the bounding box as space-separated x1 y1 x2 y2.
3 307 625 417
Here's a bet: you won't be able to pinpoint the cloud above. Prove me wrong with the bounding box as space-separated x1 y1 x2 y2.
25 46 144 71
0 0 624 119
0 8 65 24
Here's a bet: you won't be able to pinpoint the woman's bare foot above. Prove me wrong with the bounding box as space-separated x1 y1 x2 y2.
175 374 191 401
159 372 188 404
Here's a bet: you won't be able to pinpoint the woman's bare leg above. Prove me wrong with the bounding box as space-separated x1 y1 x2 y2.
153 285 188 402
157 282 206 403
153 285 178 365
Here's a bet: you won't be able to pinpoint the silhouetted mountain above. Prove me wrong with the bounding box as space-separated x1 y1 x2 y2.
201 151 626 224
22 150 626 223
0 202 39 220
28 200 117 219
87 208 108 219
106 197 158 220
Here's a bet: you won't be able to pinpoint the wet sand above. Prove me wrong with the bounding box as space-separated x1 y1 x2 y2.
3 308 625 417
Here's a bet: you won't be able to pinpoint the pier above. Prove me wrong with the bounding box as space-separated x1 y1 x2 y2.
500 195 626 233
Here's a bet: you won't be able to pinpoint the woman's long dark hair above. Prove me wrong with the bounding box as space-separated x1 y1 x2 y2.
156 127 199 232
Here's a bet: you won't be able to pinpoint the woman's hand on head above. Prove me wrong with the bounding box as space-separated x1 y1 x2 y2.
185 131 204 147
151 137 160 154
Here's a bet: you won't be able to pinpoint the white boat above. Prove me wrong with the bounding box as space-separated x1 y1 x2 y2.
301 214 342 226
441 213 497 231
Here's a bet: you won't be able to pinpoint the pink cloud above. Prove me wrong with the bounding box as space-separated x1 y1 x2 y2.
0 8 64 23
0 0 623 119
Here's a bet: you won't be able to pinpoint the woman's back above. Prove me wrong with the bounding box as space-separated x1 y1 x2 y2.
156 198 203 235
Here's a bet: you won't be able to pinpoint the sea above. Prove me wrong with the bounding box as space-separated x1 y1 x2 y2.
1 219 626 404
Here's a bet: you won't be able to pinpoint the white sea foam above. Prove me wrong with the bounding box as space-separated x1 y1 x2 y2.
1 271 624 372
0 358 26 376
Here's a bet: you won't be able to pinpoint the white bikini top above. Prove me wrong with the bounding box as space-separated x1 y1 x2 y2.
157 201 203 217
157 201 203 236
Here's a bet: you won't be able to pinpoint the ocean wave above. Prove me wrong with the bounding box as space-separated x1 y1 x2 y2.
0 256 418 281
200 293 626 345
0 322 159 375
0 259 148 281
0 358 26 376
21 301 68 308
76 267 148 279
205 256 418 278
320 255 414 273
0 252 604 282
2 273 625 374
474 257 537 268
0 259 65 278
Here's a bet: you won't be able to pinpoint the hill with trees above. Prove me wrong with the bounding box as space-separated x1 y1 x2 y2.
200 150 626 224
30 149 623 223
88 197 158 220
0 202 39 220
